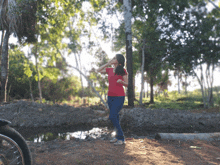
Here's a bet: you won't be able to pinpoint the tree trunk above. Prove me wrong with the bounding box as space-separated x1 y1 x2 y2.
124 0 134 107
34 44 42 103
1 30 10 102
177 70 180 94
28 78 34 102
185 75 188 95
139 44 145 105
193 65 208 108
7 84 11 102
75 53 84 97
146 81 149 98
209 87 213 107
150 76 154 104
207 63 214 107
27 46 34 102
0 30 5 66
37 61 42 103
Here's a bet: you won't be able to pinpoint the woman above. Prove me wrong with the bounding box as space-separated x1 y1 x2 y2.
97 54 128 145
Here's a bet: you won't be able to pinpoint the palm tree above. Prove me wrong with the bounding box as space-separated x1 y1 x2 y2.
0 0 36 102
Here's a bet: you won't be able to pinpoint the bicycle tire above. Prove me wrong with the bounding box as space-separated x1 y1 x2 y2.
0 125 32 165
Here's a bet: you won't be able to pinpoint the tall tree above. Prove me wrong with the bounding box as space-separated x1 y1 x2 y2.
90 0 135 106
134 0 168 103
0 0 37 102
1 31 10 101
25 0 84 102
167 2 220 108
173 67 183 94
0 30 4 65
123 0 134 107
139 41 145 105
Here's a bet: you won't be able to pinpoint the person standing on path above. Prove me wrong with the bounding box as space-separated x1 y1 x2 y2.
97 54 128 145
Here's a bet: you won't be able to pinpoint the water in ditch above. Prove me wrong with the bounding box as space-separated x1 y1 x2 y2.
16 126 116 142
16 126 155 143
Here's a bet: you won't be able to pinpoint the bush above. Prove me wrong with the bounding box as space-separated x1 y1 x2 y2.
41 76 81 103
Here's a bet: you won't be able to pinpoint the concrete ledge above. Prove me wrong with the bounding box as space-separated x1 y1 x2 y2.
155 132 220 141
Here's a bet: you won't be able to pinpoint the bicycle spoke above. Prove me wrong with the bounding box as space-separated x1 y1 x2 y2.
0 135 24 165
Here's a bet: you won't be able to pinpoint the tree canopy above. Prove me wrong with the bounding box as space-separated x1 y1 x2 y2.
1 0 220 107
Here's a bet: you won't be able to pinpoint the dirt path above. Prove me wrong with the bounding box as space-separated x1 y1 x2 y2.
28 137 220 165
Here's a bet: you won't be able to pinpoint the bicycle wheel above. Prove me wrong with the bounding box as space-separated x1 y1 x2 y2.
0 125 32 165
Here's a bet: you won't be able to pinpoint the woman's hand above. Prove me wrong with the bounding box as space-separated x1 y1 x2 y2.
117 75 128 87
97 57 116 73
108 57 116 65
117 79 123 84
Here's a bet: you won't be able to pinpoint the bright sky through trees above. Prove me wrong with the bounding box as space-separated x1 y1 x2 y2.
71 0 220 93
1 0 220 93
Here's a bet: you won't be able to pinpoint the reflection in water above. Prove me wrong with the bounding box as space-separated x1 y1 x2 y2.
33 127 114 143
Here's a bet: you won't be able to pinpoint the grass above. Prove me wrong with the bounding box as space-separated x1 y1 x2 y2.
39 89 220 111
65 91 204 110
123 90 220 111
135 91 205 110
61 96 105 108
141 91 204 110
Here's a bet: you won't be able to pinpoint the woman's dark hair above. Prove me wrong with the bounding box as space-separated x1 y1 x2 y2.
115 54 126 76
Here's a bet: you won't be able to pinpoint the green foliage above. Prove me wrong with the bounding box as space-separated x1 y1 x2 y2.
89 48 109 97
0 0 37 43
31 0 85 81
7 46 82 103
140 91 204 110
90 0 107 12
42 67 60 83
60 88 220 110
134 88 220 111
5 0 220 108
7 46 38 99
78 87 96 98
132 51 141 77
23 63 33 78
41 76 81 103
114 23 126 51
166 1 220 74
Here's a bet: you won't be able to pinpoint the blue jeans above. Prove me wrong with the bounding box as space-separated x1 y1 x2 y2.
108 96 125 141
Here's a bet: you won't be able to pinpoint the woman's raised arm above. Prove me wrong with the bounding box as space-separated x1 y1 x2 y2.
96 58 114 73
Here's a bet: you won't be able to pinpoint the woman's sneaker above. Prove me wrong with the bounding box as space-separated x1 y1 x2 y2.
110 138 117 143
114 140 125 145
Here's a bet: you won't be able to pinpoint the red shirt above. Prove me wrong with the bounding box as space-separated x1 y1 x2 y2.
106 68 128 96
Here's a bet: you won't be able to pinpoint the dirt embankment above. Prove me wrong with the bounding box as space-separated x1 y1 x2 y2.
0 100 220 133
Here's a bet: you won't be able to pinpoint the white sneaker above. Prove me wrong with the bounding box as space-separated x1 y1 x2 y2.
114 140 125 145
110 138 117 143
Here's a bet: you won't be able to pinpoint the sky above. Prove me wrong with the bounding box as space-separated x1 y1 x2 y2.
2 0 220 93
67 0 220 93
